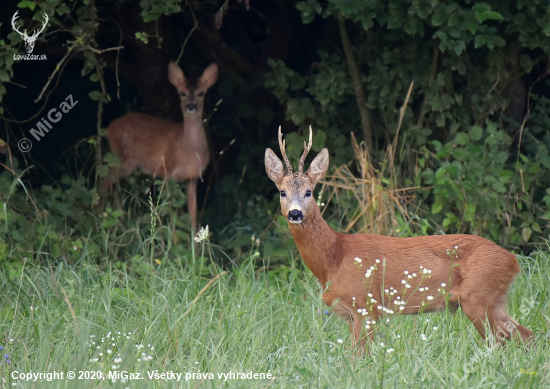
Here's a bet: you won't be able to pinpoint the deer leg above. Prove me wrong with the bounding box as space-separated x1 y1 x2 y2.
187 177 198 233
493 293 533 341
102 162 137 192
459 293 497 341
349 315 362 344
102 167 118 191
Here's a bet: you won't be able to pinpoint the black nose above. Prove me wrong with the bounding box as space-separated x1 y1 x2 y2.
186 103 197 112
288 209 303 222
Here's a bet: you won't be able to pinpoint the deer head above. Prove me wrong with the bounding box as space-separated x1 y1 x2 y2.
265 127 329 224
11 11 49 54
168 62 218 118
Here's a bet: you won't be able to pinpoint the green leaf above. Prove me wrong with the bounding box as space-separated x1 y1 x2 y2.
522 227 531 242
470 125 483 141
464 202 476 222
432 13 447 26
97 165 109 177
135 32 149 44
432 202 443 214
56 5 70 15
361 18 374 31
464 16 480 34
492 36 505 47
311 130 326 152
475 10 503 23
88 91 102 101
17 1 36 10
455 133 470 146
404 21 416 35
474 35 486 48
448 15 460 27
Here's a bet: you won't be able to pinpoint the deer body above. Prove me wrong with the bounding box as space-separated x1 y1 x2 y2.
104 62 218 231
265 128 533 349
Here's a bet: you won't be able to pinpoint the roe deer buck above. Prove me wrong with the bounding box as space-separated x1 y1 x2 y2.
265 128 533 349
103 61 218 232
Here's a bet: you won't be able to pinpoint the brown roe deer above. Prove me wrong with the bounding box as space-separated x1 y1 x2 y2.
103 62 218 232
265 128 533 349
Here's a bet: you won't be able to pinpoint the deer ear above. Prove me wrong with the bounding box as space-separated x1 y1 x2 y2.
168 61 186 88
306 148 329 184
200 63 218 90
265 148 285 186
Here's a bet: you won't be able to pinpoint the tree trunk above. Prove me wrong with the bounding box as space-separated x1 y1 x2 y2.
338 13 374 156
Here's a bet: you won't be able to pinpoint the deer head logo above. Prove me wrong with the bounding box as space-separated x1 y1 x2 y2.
11 11 48 54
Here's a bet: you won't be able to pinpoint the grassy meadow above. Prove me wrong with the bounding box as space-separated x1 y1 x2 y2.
0 236 549 388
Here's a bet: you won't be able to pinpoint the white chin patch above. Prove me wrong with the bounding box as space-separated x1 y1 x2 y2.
289 220 302 224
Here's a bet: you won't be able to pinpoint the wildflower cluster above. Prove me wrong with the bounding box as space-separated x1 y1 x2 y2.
364 318 376 330
366 260 379 276
0 346 10 365
86 330 155 383
446 245 459 258
194 225 210 243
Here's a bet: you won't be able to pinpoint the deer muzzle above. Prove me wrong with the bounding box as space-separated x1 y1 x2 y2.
288 209 304 224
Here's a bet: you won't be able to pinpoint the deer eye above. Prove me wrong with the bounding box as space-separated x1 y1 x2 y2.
305 190 312 197
180 92 187 97
280 190 286 197
197 92 204 97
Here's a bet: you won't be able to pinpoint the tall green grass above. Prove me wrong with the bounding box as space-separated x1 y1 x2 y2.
0 245 549 388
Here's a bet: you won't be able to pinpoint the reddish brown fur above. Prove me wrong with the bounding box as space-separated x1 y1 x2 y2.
103 62 218 231
265 129 533 349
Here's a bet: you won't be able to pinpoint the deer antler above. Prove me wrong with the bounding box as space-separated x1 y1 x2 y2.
278 126 293 175
11 11 28 39
298 126 313 174
30 13 49 39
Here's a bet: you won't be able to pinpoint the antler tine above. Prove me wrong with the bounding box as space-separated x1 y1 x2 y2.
278 126 293 175
11 11 28 38
298 126 313 174
34 13 49 36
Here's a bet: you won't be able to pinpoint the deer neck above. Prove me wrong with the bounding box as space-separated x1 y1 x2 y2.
288 204 340 286
182 113 207 151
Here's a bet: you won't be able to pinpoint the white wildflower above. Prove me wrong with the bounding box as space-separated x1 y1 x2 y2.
194 225 210 243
